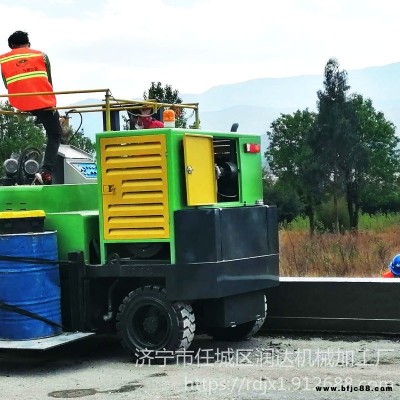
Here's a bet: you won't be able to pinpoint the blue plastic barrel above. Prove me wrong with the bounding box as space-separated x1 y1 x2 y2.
0 231 62 340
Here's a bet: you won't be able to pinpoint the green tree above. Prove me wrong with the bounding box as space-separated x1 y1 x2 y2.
143 82 187 128
266 58 400 232
0 101 45 165
263 168 304 223
361 180 400 215
308 59 399 230
310 58 352 232
266 109 319 233
317 196 350 232
349 94 400 222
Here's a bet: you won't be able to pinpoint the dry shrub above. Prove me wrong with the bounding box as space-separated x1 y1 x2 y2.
279 226 400 277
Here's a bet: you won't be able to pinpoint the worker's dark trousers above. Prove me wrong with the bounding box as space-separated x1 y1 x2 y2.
30 109 62 174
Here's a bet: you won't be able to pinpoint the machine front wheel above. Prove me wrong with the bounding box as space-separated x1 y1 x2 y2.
208 296 267 341
116 286 195 354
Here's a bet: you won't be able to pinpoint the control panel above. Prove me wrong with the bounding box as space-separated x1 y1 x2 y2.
69 162 97 179
55 144 97 184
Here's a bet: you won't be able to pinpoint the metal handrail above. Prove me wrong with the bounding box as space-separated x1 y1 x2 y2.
0 88 110 98
0 88 200 131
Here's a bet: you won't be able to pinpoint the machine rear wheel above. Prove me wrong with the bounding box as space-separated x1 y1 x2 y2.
208 296 267 341
116 286 195 354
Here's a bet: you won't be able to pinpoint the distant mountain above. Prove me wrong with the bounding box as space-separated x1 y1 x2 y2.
71 62 400 142
183 75 320 112
187 62 400 135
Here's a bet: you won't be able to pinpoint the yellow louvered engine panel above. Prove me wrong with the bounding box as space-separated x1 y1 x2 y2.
100 135 169 240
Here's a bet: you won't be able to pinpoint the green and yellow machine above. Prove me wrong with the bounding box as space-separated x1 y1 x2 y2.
0 90 279 354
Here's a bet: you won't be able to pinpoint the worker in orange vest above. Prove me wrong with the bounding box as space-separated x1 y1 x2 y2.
0 31 62 185
382 254 400 278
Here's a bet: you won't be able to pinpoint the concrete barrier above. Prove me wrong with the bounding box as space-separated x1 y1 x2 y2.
264 277 400 334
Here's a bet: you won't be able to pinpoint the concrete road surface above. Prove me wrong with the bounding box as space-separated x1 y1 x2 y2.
1 332 400 399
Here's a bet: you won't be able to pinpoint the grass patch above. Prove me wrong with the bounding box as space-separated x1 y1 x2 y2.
287 213 400 232
279 214 400 277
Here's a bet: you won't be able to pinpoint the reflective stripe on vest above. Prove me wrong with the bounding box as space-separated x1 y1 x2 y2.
0 52 42 64
6 71 49 85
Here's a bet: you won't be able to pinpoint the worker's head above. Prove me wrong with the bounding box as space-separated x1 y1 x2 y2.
127 109 146 130
389 254 400 276
140 107 152 117
8 31 30 49
137 108 152 127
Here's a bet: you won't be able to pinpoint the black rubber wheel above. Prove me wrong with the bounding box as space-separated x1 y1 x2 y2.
208 296 267 341
116 286 195 354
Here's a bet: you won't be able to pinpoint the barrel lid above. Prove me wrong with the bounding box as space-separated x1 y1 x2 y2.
0 210 46 219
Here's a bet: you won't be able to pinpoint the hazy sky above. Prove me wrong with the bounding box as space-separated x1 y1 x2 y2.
0 0 399 105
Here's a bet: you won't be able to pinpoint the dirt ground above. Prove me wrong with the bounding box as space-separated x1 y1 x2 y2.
1 332 400 400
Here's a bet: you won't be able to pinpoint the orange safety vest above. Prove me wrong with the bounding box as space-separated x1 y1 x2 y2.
0 47 56 111
382 270 396 278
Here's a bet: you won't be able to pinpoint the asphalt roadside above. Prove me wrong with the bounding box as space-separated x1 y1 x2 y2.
1 332 400 400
